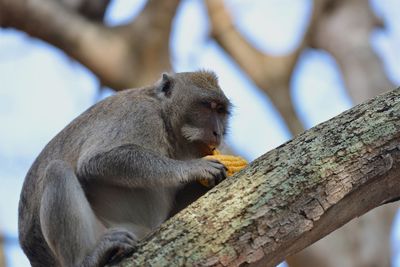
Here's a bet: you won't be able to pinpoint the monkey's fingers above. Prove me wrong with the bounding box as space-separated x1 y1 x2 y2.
204 154 247 174
199 153 248 187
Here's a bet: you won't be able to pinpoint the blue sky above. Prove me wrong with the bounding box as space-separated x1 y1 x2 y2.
0 0 399 266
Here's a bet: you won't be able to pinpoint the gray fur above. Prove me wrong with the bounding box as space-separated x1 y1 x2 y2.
18 71 231 267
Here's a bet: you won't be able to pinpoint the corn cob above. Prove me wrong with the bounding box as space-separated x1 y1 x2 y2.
198 150 248 187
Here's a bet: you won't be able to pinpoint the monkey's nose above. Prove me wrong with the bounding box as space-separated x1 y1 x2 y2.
212 131 221 147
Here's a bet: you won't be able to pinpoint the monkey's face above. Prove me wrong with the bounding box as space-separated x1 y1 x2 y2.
180 94 231 154
156 71 232 155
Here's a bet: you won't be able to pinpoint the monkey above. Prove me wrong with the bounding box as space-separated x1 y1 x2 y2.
18 70 232 267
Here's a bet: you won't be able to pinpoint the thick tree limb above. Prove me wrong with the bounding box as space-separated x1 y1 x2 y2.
116 88 400 266
0 0 180 89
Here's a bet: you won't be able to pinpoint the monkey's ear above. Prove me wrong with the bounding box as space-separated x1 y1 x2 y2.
156 73 173 97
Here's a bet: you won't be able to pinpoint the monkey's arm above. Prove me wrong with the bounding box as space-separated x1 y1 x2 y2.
77 144 225 187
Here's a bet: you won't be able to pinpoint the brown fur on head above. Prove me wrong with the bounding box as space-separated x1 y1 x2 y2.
176 70 220 91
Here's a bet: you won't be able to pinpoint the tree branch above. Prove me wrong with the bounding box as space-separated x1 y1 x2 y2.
0 0 130 87
205 0 305 135
116 87 400 266
308 0 395 104
0 0 181 90
59 0 111 21
117 0 181 87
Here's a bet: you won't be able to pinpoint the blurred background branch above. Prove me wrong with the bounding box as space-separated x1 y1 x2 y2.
205 0 304 136
0 0 178 89
0 235 4 267
308 0 394 104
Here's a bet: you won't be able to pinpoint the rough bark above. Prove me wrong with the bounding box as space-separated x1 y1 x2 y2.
0 0 180 90
290 1 398 266
115 88 400 267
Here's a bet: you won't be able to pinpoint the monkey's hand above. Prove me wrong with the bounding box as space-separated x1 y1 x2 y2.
186 159 227 187
199 151 248 187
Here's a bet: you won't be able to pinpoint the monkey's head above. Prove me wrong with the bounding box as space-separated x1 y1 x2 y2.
156 71 232 155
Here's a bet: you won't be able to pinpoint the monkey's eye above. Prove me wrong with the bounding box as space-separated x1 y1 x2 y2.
200 101 211 109
200 101 227 114
216 106 226 114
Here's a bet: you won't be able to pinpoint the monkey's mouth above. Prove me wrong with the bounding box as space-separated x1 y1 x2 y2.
194 141 216 156
205 137 222 154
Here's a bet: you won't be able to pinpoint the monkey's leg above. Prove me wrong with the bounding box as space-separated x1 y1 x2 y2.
40 160 137 267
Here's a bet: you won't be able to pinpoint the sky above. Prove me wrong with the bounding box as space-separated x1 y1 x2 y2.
0 0 399 266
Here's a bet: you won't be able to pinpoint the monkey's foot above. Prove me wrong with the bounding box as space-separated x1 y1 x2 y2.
100 228 137 266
